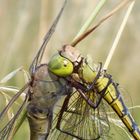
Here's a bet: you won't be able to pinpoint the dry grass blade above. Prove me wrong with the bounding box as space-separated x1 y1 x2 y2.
103 0 135 70
1 91 14 121
72 0 107 41
22 69 30 83
0 67 23 84
0 83 29 120
71 0 131 47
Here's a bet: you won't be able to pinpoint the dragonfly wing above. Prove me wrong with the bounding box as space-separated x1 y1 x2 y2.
48 91 110 140
29 0 68 74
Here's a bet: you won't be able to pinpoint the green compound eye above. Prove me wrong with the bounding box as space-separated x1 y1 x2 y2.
48 54 73 77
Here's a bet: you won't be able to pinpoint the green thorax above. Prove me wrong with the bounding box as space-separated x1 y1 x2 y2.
78 60 97 84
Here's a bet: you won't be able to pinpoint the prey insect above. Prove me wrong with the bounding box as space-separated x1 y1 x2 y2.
0 0 69 139
0 0 139 140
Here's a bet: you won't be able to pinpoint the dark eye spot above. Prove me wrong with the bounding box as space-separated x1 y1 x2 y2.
63 60 68 67
64 64 67 67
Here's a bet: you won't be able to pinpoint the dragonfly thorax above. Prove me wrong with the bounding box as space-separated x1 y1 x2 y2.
27 63 73 140
28 64 72 109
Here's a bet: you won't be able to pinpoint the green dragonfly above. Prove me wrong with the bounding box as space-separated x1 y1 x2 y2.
47 44 140 140
0 0 140 140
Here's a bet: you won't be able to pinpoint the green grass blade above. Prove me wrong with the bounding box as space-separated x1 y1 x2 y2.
72 0 107 42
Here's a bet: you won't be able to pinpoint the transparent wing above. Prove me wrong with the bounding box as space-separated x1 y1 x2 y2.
29 0 68 74
0 83 29 139
48 90 110 140
48 82 135 140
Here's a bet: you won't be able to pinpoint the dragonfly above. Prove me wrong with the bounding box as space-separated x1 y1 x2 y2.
48 45 140 140
0 0 139 140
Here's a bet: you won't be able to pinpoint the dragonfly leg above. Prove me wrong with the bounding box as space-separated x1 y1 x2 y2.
67 80 103 109
76 64 113 109
83 74 113 109
77 89 103 109
55 92 92 140
56 93 71 129
86 62 102 91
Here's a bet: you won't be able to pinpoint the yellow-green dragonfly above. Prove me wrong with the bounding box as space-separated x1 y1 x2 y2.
0 0 140 140
47 44 140 140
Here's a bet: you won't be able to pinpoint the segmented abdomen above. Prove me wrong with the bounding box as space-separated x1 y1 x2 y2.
96 75 140 140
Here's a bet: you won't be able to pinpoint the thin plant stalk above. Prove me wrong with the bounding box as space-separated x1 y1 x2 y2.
72 0 107 42
71 0 130 47
103 0 135 70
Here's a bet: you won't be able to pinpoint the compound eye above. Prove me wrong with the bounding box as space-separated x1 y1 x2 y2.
48 54 73 77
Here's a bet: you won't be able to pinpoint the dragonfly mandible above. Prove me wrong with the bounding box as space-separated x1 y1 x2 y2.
0 0 139 140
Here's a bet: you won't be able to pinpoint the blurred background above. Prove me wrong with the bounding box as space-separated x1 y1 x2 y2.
0 0 139 139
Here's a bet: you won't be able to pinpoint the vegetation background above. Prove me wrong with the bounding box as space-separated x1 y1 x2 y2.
0 0 139 139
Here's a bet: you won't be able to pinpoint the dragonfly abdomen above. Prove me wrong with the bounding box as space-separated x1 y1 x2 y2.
27 105 53 140
96 76 140 140
78 61 140 139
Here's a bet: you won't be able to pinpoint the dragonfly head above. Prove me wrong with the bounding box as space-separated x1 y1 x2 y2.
48 53 74 77
48 45 82 77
